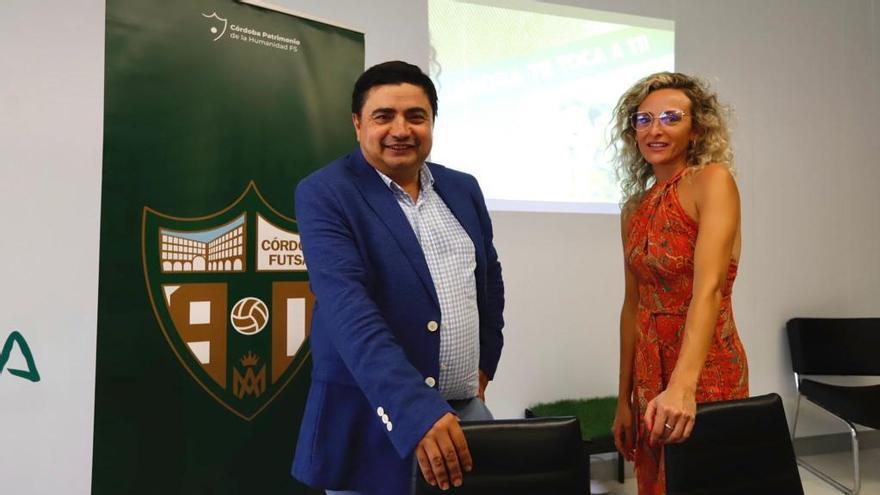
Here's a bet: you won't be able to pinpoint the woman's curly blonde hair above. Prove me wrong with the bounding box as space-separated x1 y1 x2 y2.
611 72 733 208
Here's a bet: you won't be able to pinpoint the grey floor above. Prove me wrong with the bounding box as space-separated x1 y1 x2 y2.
592 447 880 495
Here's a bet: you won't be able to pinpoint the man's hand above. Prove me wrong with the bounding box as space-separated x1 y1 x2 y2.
478 369 489 401
415 412 473 490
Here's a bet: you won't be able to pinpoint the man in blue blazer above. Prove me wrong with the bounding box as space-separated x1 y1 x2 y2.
291 61 505 494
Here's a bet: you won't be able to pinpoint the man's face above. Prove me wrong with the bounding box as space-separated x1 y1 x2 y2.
352 83 433 180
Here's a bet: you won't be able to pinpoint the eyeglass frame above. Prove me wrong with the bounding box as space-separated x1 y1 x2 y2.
630 109 691 131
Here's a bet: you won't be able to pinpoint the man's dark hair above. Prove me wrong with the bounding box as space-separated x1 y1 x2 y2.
351 61 438 118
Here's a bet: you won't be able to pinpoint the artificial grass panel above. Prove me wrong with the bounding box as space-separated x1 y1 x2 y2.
529 396 617 441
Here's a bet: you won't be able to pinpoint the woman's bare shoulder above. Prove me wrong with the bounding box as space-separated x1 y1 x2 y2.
692 163 735 185
620 197 641 230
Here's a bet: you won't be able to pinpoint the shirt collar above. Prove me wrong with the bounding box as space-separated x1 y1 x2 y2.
374 163 434 197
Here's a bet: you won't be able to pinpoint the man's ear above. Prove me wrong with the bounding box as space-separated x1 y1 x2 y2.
352 113 362 141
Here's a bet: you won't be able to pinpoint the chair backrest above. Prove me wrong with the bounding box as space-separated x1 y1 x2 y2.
787 317 880 375
411 416 587 495
665 393 804 495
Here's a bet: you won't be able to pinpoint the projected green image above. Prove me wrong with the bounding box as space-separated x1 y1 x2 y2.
429 0 674 212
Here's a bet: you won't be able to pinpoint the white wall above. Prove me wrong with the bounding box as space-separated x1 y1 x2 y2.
269 0 428 68
0 1 104 494
276 0 880 438
489 0 880 437
1 1 879 493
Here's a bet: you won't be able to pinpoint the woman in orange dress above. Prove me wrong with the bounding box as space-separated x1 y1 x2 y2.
609 72 749 495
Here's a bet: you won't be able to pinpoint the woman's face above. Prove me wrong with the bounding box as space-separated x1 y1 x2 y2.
634 88 696 170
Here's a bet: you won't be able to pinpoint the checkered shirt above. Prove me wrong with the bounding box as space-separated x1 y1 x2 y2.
375 165 479 400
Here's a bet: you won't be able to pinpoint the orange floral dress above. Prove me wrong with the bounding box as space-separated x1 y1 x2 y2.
625 168 749 495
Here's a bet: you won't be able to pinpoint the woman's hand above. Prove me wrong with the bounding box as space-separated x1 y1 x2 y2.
644 383 696 447
612 397 637 461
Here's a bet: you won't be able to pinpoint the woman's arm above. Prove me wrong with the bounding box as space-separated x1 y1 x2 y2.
645 164 740 446
613 205 640 460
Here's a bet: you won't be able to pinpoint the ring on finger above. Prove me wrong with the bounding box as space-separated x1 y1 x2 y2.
663 422 674 430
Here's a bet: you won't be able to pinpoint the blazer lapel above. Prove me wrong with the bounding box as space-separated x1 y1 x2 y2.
348 149 439 308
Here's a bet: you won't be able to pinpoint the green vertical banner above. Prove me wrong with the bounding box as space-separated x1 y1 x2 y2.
94 1 363 493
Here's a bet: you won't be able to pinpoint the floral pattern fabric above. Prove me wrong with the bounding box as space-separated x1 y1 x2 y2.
625 168 749 495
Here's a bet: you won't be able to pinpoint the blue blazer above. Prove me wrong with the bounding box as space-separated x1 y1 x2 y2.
291 148 505 494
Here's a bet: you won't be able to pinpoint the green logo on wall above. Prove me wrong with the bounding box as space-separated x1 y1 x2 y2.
0 331 40 382
142 183 314 420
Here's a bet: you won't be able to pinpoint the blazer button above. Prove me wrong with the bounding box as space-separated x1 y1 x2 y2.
381 414 389 424
376 406 384 416
386 421 393 432
425 376 436 388
427 321 439 332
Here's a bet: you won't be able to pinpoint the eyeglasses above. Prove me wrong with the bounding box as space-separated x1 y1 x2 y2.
630 110 689 131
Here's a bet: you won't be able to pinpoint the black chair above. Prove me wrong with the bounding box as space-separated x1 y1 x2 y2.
787 317 880 495
524 397 626 484
665 393 804 495
411 417 588 494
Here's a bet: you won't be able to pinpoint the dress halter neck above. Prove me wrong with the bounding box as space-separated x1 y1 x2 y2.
655 166 689 188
